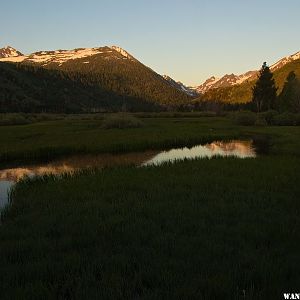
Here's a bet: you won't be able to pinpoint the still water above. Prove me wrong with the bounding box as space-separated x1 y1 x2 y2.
0 140 256 209
142 140 256 166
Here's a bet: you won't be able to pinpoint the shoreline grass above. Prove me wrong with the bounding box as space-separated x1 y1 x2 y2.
1 155 299 299
0 117 300 299
0 117 240 164
1 116 299 165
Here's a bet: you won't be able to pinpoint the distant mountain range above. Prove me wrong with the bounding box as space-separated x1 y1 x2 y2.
195 72 257 94
200 52 300 103
194 51 300 95
0 44 299 112
151 50 300 98
0 45 192 112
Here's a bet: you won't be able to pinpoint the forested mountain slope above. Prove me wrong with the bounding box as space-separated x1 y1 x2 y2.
0 46 192 112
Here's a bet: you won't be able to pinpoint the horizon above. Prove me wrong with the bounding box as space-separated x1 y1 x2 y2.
1 44 300 87
1 0 300 85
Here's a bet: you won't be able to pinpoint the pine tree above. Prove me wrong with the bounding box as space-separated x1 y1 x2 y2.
278 71 300 113
252 62 277 112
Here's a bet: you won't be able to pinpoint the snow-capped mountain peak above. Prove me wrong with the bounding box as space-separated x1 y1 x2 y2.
0 46 23 58
196 50 300 94
0 46 136 65
270 51 300 71
110 46 134 60
194 76 221 93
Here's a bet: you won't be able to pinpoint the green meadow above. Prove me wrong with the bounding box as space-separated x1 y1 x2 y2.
0 114 239 163
0 113 299 163
0 115 300 299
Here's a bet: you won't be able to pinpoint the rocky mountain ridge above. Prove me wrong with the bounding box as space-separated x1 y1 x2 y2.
195 51 300 94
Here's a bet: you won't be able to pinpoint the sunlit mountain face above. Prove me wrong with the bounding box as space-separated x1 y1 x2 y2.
194 51 300 94
0 45 192 113
0 46 23 58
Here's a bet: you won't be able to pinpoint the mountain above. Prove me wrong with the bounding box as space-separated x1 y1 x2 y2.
195 72 256 94
0 45 196 97
0 46 192 113
0 46 23 58
201 53 300 104
270 51 300 71
0 46 136 65
162 75 198 97
195 51 300 94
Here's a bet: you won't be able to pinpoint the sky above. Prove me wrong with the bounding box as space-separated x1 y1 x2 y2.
1 0 300 86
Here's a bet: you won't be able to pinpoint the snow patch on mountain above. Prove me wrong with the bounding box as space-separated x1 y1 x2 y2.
270 51 300 71
194 76 220 93
0 47 114 65
195 72 257 94
110 46 134 60
163 75 198 97
196 51 300 94
0 45 138 65
0 46 23 58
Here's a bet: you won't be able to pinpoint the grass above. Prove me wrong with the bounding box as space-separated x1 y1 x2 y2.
0 112 217 127
1 115 300 164
101 113 144 129
0 116 300 299
0 117 240 163
0 113 67 126
1 157 300 299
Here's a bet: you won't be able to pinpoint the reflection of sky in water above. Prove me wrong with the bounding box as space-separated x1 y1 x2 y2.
0 140 256 209
0 166 74 182
0 151 157 209
142 140 256 166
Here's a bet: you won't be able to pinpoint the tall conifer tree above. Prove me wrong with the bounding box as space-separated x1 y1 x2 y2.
252 62 277 112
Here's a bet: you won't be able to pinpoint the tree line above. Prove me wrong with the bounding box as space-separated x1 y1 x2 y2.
194 63 300 114
252 62 300 113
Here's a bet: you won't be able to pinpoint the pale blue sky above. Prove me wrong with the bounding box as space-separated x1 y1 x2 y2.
1 0 299 85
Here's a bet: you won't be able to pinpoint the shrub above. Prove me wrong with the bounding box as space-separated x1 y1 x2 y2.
0 114 31 126
259 110 278 125
273 113 300 126
296 114 300 125
102 113 143 129
255 116 268 126
134 112 217 118
0 113 63 126
232 111 257 126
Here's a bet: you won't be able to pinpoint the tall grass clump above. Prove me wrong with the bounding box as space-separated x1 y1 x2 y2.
273 112 300 126
259 110 278 125
0 113 63 126
133 111 218 118
0 113 31 126
231 111 257 126
101 113 144 129
254 116 268 126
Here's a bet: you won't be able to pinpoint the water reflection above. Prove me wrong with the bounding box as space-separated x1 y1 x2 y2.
142 140 256 166
0 152 158 182
0 152 157 210
0 140 256 209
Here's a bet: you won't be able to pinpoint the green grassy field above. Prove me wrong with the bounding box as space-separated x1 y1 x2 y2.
0 116 300 299
0 116 237 163
0 115 300 163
